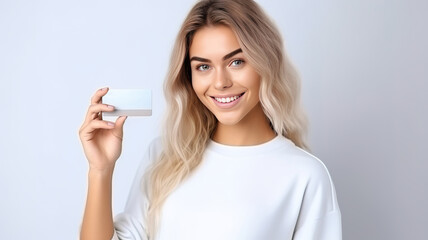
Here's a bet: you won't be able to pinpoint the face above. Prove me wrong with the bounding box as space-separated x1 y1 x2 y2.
189 25 262 126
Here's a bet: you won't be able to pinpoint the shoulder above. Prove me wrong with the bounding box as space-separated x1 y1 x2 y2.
276 136 332 178
285 139 340 211
276 137 338 199
146 136 163 159
135 137 163 173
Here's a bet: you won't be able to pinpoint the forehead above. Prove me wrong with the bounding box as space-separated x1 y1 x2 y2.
189 25 241 59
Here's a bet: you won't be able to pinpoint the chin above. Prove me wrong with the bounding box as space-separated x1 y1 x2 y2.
214 115 243 126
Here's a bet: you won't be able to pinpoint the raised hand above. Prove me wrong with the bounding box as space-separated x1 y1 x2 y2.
79 87 127 171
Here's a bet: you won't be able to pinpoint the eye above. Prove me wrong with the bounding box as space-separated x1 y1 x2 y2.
196 64 211 71
230 59 244 67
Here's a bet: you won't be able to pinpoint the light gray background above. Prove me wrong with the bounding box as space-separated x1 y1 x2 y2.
0 0 427 239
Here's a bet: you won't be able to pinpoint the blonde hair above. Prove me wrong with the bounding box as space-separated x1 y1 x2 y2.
145 0 308 237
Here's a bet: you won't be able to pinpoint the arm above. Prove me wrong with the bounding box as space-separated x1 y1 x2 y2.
80 167 115 240
292 154 342 240
79 87 127 240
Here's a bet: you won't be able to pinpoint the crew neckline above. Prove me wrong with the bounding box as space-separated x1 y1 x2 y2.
206 135 293 157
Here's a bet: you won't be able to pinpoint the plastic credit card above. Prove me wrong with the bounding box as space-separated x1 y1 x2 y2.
102 89 152 116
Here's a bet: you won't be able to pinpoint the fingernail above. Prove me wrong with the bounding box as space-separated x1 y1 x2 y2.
107 105 114 109
99 87 108 91
107 122 115 126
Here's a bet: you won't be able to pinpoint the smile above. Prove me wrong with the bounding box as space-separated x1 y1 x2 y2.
212 93 245 103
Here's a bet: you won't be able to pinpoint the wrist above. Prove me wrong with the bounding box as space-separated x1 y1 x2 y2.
88 165 115 177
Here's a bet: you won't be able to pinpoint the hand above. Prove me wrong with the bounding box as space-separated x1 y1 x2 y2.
79 88 127 171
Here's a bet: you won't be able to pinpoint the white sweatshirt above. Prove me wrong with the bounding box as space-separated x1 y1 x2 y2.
112 135 342 240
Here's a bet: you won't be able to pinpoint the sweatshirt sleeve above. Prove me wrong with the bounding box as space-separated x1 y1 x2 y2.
111 138 162 240
292 155 342 240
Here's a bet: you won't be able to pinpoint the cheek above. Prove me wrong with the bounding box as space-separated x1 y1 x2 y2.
235 69 261 91
251 77 261 92
191 77 200 94
192 77 209 97
248 69 261 88
192 81 212 109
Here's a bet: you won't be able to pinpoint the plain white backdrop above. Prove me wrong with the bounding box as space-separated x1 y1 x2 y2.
0 0 427 239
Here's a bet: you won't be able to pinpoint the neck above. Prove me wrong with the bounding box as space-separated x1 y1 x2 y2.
212 103 276 146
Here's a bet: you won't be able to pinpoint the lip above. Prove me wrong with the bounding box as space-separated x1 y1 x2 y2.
210 92 245 109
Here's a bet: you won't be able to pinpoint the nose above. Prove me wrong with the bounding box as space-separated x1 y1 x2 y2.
214 69 232 90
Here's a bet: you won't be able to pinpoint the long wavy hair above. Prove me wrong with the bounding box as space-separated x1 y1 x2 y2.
145 0 308 238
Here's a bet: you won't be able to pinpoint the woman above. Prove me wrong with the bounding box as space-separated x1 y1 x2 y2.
79 0 341 239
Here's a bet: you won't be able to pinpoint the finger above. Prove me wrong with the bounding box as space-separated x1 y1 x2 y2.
116 115 128 128
112 116 127 138
91 87 109 105
85 104 115 122
80 119 115 139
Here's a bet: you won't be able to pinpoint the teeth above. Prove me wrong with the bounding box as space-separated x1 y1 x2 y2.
215 95 240 103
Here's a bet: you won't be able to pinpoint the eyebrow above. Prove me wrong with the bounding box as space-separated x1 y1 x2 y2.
189 48 243 63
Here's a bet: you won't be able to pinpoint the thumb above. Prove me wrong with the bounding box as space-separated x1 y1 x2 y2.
113 116 127 136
